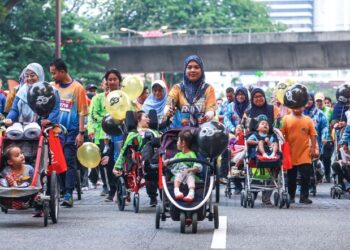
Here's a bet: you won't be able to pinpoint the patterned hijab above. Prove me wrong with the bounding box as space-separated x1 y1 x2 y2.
181 55 205 104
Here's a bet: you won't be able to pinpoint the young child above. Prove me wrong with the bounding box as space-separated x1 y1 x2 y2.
229 124 245 177
334 141 350 190
281 107 318 204
164 129 202 202
247 115 278 160
0 145 34 188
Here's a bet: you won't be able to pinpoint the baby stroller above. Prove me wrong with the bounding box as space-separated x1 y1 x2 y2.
240 123 290 209
330 127 350 199
115 110 159 213
0 123 62 226
155 129 219 234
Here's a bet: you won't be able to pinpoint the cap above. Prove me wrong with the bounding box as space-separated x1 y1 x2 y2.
315 92 325 101
87 84 97 90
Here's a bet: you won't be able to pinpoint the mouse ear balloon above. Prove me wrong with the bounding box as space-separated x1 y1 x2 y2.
283 84 308 109
336 83 350 104
196 121 229 158
27 81 56 117
102 115 123 136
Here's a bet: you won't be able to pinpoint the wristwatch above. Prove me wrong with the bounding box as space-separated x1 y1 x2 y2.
79 131 85 135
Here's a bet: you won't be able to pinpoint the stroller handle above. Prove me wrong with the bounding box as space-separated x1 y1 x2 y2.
166 158 215 172
43 124 67 136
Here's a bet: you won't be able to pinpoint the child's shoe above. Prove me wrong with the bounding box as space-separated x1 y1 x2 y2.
183 193 194 202
174 188 184 200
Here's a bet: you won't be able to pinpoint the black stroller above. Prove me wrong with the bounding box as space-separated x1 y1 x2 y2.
155 126 226 233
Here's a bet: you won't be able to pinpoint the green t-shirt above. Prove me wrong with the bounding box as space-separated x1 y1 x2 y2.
171 151 202 175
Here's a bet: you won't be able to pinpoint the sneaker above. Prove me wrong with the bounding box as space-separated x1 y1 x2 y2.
100 188 108 196
82 186 89 191
219 178 228 185
149 197 157 207
299 196 312 204
183 193 194 202
61 193 73 207
105 195 113 202
175 193 184 200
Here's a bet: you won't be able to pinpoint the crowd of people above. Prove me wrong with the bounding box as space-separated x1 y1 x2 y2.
0 54 349 214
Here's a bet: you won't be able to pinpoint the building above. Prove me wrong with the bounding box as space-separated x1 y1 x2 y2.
254 0 314 32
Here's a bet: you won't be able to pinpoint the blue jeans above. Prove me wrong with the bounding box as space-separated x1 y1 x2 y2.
60 133 78 195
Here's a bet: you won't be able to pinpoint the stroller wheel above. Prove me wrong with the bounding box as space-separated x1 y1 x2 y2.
116 177 126 211
330 187 335 198
240 192 244 207
180 212 186 234
192 213 198 234
214 204 219 229
155 205 161 229
49 171 59 224
43 202 49 227
76 170 82 200
285 193 290 209
273 192 279 206
1 207 8 214
279 194 285 209
133 193 139 213
242 191 248 208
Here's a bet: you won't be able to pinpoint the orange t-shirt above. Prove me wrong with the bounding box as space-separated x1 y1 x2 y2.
281 114 317 166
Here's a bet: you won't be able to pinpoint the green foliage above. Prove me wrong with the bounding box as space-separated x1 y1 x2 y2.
87 0 286 35
0 0 108 86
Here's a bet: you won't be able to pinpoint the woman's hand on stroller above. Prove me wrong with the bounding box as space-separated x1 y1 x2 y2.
113 168 123 177
41 119 51 128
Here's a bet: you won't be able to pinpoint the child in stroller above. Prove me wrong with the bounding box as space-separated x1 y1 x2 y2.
330 141 350 198
164 129 202 202
0 145 34 188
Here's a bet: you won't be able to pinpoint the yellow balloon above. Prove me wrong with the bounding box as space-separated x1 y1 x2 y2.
275 80 294 104
77 142 101 169
105 90 131 120
121 76 144 101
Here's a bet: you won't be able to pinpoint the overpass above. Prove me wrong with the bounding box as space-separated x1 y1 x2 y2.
92 31 350 72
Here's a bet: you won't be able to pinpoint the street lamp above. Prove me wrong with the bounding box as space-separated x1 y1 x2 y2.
120 27 187 38
22 37 54 50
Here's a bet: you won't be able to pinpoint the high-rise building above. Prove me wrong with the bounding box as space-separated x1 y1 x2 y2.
254 0 314 32
255 0 350 32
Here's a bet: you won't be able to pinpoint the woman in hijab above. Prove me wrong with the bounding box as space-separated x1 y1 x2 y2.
143 80 167 124
246 88 279 205
224 86 250 133
165 55 216 128
5 63 60 126
304 93 328 154
246 88 279 129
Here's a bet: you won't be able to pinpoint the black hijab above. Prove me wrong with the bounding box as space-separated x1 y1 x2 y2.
247 88 274 125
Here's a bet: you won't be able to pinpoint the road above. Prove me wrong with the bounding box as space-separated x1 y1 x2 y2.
0 183 349 250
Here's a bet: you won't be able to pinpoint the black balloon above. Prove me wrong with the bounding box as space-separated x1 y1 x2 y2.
336 83 350 104
196 121 229 158
283 84 308 109
27 81 56 117
102 115 123 136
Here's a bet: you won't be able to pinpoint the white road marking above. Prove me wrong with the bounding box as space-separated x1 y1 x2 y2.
211 216 227 249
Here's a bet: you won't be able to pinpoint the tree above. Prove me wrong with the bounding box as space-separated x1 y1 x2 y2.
0 0 109 87
86 0 286 36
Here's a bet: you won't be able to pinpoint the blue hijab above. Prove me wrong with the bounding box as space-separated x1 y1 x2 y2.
304 93 316 117
143 80 167 119
234 86 250 119
181 55 205 104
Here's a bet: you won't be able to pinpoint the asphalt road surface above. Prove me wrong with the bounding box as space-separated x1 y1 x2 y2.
0 182 349 250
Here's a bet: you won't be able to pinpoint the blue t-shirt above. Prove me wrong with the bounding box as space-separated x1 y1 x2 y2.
247 132 276 159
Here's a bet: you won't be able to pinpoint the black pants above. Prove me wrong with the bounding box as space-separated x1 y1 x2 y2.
287 163 313 199
332 162 350 184
220 148 230 178
142 142 158 198
321 141 334 179
88 140 108 189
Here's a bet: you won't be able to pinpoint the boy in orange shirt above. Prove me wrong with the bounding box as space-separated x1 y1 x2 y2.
281 107 318 204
